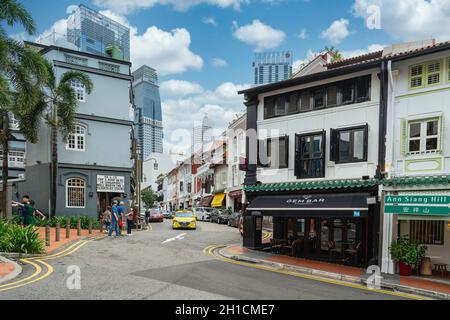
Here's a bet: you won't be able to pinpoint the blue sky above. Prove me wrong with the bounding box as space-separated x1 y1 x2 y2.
12 0 450 153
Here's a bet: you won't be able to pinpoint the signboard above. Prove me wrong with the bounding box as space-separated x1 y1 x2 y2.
385 195 450 216
97 175 125 193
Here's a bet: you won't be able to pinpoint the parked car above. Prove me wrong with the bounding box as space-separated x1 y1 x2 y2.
228 212 242 228
162 211 172 219
193 207 212 221
172 210 197 230
210 209 230 224
148 210 164 222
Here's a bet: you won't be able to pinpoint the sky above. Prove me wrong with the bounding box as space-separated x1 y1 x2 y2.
10 0 450 154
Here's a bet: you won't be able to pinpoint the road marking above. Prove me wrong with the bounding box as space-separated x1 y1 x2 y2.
161 233 187 244
0 239 91 292
203 245 430 301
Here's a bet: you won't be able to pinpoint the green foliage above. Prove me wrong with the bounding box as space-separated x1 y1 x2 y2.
390 237 427 266
0 220 44 254
11 215 99 230
141 188 157 209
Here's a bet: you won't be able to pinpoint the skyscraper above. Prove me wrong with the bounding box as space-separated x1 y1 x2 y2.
253 51 293 85
67 5 130 61
133 65 164 160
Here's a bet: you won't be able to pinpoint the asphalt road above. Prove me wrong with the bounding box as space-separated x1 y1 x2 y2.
0 220 411 300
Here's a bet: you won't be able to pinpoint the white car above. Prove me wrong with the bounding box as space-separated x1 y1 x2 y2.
193 207 211 222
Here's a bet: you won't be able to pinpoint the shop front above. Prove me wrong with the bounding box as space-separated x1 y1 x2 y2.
244 184 381 268
211 193 226 209
381 181 450 276
200 195 214 208
228 189 243 212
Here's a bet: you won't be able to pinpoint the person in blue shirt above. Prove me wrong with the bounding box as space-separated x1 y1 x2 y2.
108 200 121 238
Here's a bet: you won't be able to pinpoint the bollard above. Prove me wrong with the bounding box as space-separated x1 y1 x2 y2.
55 223 60 242
45 224 51 247
66 218 71 239
77 217 81 236
99 221 103 233
88 218 93 235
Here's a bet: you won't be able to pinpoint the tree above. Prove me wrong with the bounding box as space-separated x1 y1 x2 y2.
141 188 157 209
41 61 93 218
324 46 343 63
0 0 49 218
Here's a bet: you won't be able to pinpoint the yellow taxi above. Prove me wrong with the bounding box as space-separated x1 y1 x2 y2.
172 210 197 230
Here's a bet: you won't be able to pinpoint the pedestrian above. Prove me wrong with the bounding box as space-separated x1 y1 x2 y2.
126 207 136 236
102 206 112 233
15 195 30 225
108 200 121 238
30 200 46 221
118 201 126 236
145 209 150 225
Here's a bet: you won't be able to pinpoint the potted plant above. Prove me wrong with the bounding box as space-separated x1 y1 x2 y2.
390 237 427 276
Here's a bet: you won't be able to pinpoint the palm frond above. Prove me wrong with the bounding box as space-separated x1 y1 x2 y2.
55 83 77 142
59 71 93 94
0 0 35 35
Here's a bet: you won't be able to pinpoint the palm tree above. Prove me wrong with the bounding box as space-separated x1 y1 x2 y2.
0 0 49 218
41 60 93 218
324 46 343 63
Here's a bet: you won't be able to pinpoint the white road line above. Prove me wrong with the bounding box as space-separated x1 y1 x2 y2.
161 233 187 244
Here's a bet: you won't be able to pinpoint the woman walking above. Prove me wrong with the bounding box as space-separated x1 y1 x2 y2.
102 206 112 233
126 207 137 236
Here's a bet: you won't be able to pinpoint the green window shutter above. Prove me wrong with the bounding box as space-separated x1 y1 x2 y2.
400 118 408 156
439 114 445 152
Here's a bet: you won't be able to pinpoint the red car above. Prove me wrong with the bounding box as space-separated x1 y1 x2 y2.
148 210 164 223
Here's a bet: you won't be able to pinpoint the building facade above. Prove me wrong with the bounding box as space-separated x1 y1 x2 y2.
133 65 164 159
253 51 293 86
67 5 130 61
380 41 450 274
226 114 247 213
241 55 383 267
0 114 26 180
17 43 134 218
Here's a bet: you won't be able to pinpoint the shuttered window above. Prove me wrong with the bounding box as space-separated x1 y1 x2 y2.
409 220 445 245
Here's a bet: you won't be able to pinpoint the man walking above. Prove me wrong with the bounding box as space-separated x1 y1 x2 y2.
108 200 121 238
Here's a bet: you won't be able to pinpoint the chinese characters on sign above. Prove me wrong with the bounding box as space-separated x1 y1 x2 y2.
97 175 125 193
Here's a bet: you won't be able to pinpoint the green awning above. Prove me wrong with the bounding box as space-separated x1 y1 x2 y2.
398 215 450 221
382 175 450 187
244 178 378 193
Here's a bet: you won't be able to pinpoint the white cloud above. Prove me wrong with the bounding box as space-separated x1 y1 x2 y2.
232 19 286 52
202 16 218 27
211 58 228 67
341 44 385 59
321 18 350 45
353 0 450 41
35 18 68 45
292 49 317 73
298 28 309 40
93 0 250 14
162 82 250 153
160 80 204 97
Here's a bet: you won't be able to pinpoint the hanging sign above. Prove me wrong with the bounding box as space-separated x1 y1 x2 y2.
97 175 125 193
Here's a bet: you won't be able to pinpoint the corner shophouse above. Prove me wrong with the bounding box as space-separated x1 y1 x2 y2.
239 51 384 267
380 40 450 275
15 42 134 218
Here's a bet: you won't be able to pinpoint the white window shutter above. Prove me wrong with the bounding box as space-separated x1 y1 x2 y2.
439 114 445 152
400 119 408 156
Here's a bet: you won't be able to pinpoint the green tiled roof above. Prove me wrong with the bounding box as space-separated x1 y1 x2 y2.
244 178 378 193
382 175 450 187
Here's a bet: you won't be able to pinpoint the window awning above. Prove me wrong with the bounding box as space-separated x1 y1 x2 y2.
211 193 226 208
200 196 213 207
247 193 370 218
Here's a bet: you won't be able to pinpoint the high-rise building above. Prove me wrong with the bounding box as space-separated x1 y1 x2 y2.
133 65 164 160
67 5 130 61
192 114 212 162
253 51 293 85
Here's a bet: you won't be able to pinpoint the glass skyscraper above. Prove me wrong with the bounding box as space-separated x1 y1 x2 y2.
67 5 130 61
133 66 164 160
253 51 293 85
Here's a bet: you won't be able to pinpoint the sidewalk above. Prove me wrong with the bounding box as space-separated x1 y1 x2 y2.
219 244 450 300
0 255 22 284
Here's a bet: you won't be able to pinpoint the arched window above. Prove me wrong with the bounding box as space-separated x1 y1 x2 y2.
66 124 86 151
66 178 86 208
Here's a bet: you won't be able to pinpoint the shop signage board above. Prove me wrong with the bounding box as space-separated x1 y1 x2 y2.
97 175 125 193
384 195 450 216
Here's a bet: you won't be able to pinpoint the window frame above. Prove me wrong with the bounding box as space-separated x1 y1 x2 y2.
66 178 86 209
332 125 369 164
407 118 441 154
408 59 444 90
425 59 443 87
66 124 87 152
409 220 445 246
258 135 289 169
409 63 425 90
447 57 450 83
263 75 371 120
295 131 326 179
70 79 86 102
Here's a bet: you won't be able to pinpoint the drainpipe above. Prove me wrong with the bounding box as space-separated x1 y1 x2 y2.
381 60 396 275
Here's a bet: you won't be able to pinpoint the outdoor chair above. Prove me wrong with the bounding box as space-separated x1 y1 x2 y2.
344 242 361 266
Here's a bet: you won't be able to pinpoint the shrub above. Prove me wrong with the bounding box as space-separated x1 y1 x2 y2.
0 222 44 254
390 237 427 266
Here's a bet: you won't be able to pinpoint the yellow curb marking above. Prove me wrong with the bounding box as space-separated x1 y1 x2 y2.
204 245 430 301
0 239 91 292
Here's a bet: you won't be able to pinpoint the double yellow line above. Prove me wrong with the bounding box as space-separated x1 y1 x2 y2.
203 244 429 300
0 240 90 292
262 231 272 241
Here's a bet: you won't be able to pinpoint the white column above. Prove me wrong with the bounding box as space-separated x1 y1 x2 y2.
381 212 395 274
